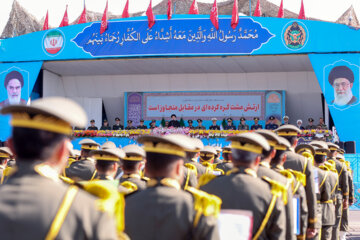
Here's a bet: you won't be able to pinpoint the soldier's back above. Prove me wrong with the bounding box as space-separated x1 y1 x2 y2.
65 158 96 181
0 162 117 240
120 174 147 190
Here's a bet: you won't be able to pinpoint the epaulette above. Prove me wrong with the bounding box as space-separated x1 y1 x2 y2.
184 163 198 176
345 161 351 169
319 165 329 171
3 166 16 177
141 176 150 182
186 186 222 227
288 169 306 187
80 181 125 234
197 173 218 188
324 162 338 174
262 176 287 204
59 175 75 185
327 160 336 169
212 167 225 175
120 181 138 193
279 170 295 200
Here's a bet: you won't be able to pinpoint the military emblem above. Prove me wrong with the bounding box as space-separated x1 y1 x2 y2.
283 21 308 50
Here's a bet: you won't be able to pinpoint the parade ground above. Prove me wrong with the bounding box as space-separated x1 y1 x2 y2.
348 211 360 239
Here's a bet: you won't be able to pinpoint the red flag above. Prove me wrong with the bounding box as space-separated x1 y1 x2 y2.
277 0 284 18
78 5 87 24
100 0 108 34
189 0 199 14
253 0 262 17
146 0 155 29
298 0 306 19
122 0 130 18
59 5 69 27
210 0 219 30
43 10 49 30
167 0 172 20
231 0 238 29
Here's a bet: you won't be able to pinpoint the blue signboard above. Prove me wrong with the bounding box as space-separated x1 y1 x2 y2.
309 54 360 149
72 18 274 56
0 61 43 141
1 15 360 62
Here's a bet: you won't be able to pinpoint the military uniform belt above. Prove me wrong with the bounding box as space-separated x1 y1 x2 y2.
317 200 333 204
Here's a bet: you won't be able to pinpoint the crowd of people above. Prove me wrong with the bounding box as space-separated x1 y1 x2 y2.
0 97 354 240
81 114 329 131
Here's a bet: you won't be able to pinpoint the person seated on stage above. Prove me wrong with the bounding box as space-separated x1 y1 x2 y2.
149 120 157 129
100 119 111 130
168 114 180 128
187 119 195 129
125 120 136 130
317 117 328 130
306 118 317 130
87 119 98 130
281 116 289 126
164 121 169 128
209 118 220 130
251 117 263 130
137 119 148 129
296 119 305 130
196 119 206 130
224 118 236 130
238 117 249 130
265 116 279 130
112 117 124 130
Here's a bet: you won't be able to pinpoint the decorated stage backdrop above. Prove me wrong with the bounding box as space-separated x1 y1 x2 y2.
125 90 285 127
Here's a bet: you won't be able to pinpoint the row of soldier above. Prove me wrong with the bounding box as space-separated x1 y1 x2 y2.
0 97 354 240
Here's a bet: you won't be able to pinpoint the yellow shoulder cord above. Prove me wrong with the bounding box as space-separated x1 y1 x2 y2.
253 177 285 240
62 169 67 178
45 185 79 240
302 157 308 174
319 171 328 189
185 163 198 177
330 175 339 195
121 181 138 193
0 171 4 184
90 170 97 181
253 195 277 240
338 163 345 179
184 168 191 190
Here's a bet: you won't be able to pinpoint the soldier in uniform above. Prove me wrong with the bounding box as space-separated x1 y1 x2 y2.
317 117 328 130
87 119 98 130
196 119 206 130
100 119 111 130
125 134 221 240
306 118 317 130
0 97 118 239
137 119 148 129
119 144 148 191
251 117 263 130
125 120 136 130
113 117 124 130
265 116 279 130
149 120 157 129
215 146 233 173
275 124 318 238
213 146 222 164
91 148 125 182
65 139 99 181
200 132 286 239
183 138 207 178
0 147 13 184
209 118 220 130
275 139 309 240
255 130 295 240
224 118 236 130
327 143 349 240
188 119 195 129
238 117 249 130
199 146 224 175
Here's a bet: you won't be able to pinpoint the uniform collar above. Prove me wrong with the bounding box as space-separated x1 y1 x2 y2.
259 161 270 169
122 173 141 179
98 175 114 181
272 164 284 171
147 177 181 190
34 163 61 183
227 166 257 178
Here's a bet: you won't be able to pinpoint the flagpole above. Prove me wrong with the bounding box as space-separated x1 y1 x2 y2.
249 0 252 16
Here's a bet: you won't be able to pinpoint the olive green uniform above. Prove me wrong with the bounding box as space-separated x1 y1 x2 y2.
125 178 220 240
215 161 233 173
328 158 349 240
201 166 286 240
185 159 207 177
182 165 198 189
257 162 295 240
283 150 317 230
65 158 97 181
0 161 118 239
272 164 309 239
